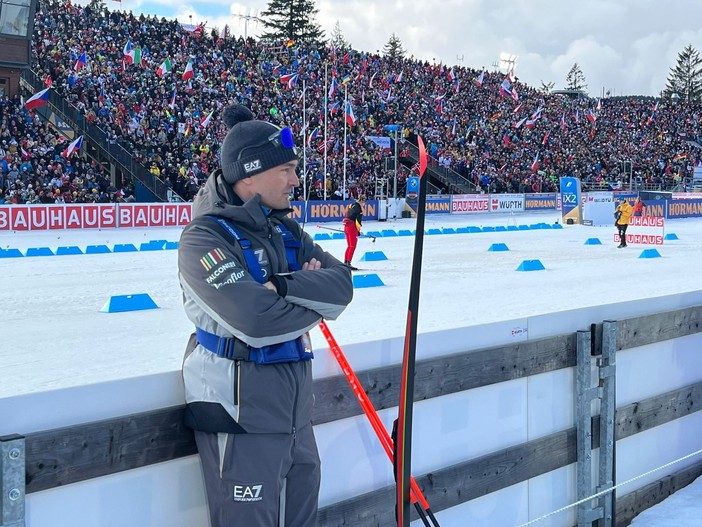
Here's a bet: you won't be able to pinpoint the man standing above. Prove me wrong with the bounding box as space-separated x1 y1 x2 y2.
178 104 353 527
342 194 366 270
614 197 633 248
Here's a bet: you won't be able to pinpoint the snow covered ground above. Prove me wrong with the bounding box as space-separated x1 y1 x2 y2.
2 209 701 525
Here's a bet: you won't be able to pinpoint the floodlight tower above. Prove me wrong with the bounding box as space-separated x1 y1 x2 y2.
233 6 261 39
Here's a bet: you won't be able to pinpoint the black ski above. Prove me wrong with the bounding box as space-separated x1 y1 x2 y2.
395 136 429 527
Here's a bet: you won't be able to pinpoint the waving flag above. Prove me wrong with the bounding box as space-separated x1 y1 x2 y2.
542 131 550 145
436 98 443 115
307 127 319 148
646 101 659 126
125 47 142 65
510 87 519 102
395 71 403 83
503 130 511 147
329 101 340 115
368 71 377 89
157 58 173 76
530 153 540 172
25 88 50 110
586 109 596 124
596 98 602 111
525 118 537 129
169 88 177 109
74 52 87 72
123 39 132 56
182 58 194 81
328 77 339 98
560 113 567 131
475 70 485 86
447 68 455 81
453 77 460 94
279 72 298 89
451 116 457 136
345 101 356 126
573 109 580 123
200 110 213 128
499 78 512 98
513 103 523 114
62 135 83 158
513 117 527 129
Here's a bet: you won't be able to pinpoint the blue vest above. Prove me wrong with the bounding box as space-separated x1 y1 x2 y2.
195 215 313 365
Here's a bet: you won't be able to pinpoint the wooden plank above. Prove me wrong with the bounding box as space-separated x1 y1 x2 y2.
615 460 702 527
25 406 196 493
615 380 702 440
616 305 702 350
319 428 577 524
313 333 576 425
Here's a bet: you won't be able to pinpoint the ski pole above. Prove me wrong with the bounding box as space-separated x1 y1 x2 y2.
318 321 440 527
316 224 377 243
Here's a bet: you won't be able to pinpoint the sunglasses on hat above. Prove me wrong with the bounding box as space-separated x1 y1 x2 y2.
237 127 297 160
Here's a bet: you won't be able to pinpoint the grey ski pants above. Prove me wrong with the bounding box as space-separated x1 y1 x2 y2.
195 423 320 526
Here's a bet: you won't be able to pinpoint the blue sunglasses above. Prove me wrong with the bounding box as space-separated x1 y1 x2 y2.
238 127 297 160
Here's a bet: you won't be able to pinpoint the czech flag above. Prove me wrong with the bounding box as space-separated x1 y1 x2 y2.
62 135 83 158
530 153 540 173
345 102 356 126
74 52 87 72
307 127 319 148
25 88 50 110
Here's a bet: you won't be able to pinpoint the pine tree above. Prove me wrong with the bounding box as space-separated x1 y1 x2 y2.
383 33 405 62
565 63 588 92
663 44 702 102
329 20 351 51
260 0 325 47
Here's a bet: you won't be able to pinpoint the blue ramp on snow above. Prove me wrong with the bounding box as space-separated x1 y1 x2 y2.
100 293 159 313
361 251 388 261
352 273 385 288
56 246 84 255
516 259 545 271
25 247 54 257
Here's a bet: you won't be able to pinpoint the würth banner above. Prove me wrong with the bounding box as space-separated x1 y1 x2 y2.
0 204 193 231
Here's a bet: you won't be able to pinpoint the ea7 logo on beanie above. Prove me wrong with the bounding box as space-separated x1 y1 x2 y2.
244 159 262 173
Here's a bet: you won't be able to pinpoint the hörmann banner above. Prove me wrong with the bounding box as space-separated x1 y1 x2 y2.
524 193 559 211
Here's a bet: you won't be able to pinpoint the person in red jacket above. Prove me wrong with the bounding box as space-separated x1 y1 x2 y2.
342 194 366 270
633 196 644 216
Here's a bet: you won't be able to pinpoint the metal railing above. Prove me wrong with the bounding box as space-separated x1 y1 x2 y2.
403 142 478 193
21 70 182 202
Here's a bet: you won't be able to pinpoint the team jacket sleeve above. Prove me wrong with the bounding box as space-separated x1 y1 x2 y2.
178 222 353 349
271 224 353 320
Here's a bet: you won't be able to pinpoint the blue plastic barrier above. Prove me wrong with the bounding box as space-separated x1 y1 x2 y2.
86 245 111 254
25 247 54 257
488 243 510 252
381 230 398 237
516 259 545 271
0 248 23 258
352 273 385 288
664 233 679 240
639 249 662 259
584 238 602 245
361 251 388 261
165 241 179 250
113 244 138 253
56 246 84 255
100 293 159 313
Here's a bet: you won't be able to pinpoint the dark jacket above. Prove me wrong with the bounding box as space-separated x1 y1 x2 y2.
179 169 353 434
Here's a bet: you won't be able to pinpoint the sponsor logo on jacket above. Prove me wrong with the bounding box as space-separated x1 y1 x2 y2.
200 248 227 271
233 483 263 502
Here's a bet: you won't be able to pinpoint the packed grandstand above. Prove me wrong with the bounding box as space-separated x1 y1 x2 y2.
1 0 699 205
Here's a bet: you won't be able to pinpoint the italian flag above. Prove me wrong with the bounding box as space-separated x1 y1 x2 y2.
125 47 141 65
156 58 172 77
182 58 194 81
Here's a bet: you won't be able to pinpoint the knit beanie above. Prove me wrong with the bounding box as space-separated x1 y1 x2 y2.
220 104 299 185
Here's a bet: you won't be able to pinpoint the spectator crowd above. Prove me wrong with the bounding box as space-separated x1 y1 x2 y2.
3 0 702 205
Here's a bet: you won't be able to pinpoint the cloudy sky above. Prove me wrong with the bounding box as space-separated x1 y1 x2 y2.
90 0 702 97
